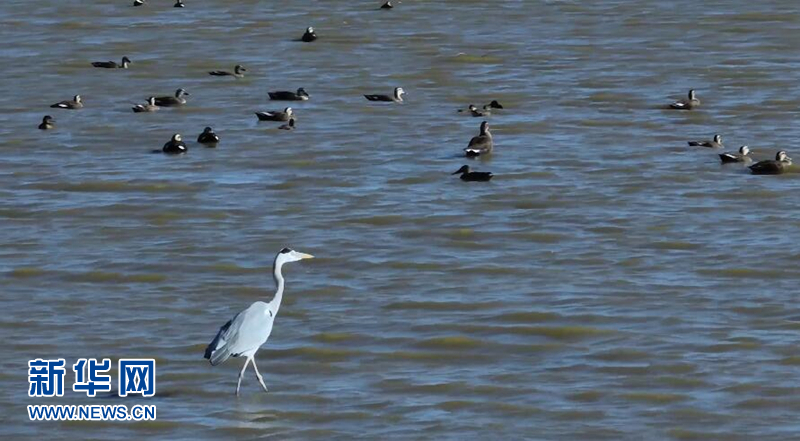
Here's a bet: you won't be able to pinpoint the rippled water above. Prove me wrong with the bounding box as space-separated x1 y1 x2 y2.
3 0 800 439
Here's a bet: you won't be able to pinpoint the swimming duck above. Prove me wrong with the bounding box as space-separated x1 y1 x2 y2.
38 115 55 130
255 107 293 122
669 89 700 110
162 134 187 154
749 151 792 175
452 165 493 182
365 87 405 102
133 0 145 6
688 134 722 148
197 127 220 146
50 95 83 109
468 104 489 117
174 0 184 7
279 118 296 130
719 146 751 164
268 88 310 101
154 89 189 107
301 27 317 42
209 65 246 78
464 121 493 157
484 100 504 109
380 1 393 8
92 57 131 69
132 97 159 113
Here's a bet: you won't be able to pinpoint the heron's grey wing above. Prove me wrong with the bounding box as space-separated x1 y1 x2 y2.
205 302 274 366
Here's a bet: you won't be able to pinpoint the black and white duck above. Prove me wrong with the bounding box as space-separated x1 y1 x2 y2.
365 87 404 102
154 89 189 107
719 146 751 164
268 88 310 101
255 107 293 122
50 95 83 109
749 151 792 175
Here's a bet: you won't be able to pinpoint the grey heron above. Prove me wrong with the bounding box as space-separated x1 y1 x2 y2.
204 248 314 395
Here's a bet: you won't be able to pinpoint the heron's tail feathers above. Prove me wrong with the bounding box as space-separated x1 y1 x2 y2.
205 318 234 366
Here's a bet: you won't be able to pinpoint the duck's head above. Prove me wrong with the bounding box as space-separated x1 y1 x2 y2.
147 96 156 105
176 88 189 97
739 146 750 156
43 115 54 123
284 107 293 116
713 134 722 143
468 104 477 111
452 165 471 175
122 56 131 65
203 127 214 133
777 150 791 162
74 95 82 103
234 64 246 73
688 89 696 100
490 100 503 108
297 87 309 97
480 121 490 134
172 133 182 142
306 27 314 33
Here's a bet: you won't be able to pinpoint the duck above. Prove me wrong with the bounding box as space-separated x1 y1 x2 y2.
301 27 317 42
174 0 184 7
749 151 792 175
452 165 493 182
132 97 159 113
133 0 145 5
669 89 700 110
380 1 393 8
364 87 405 102
154 89 189 107
161 134 187 154
255 107 293 122
209 65 246 78
464 121 493 157
467 104 489 117
50 95 83 109
719 146 751 164
197 127 220 146
279 118 296 130
38 115 55 130
268 88 310 101
92 56 131 69
688 134 722 148
484 100 504 109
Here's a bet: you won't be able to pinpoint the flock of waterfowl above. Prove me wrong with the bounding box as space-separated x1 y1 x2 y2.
670 89 792 175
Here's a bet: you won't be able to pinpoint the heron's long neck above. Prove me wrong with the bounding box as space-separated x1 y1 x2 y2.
270 260 286 314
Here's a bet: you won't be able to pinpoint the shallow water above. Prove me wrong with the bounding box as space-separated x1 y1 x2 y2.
3 0 800 439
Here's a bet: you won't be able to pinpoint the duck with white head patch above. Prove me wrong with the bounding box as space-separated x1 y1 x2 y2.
719 146 751 164
364 87 404 102
301 27 317 42
749 151 792 175
255 107 293 122
669 89 700 110
132 97 159 113
160 134 187 154
154 89 189 107
688 134 722 148
50 95 83 109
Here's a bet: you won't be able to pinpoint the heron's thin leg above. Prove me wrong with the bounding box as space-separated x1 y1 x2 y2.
236 357 251 396
251 357 269 392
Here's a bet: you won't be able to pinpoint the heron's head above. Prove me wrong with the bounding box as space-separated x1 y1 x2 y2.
452 165 471 175
739 145 750 156
277 247 314 264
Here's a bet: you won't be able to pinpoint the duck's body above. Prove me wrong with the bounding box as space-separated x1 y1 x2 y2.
197 127 220 146
452 165 493 182
132 97 159 113
133 0 145 6
380 1 393 8
38 115 55 130
209 65 246 78
50 95 83 109
365 87 404 102
255 107 293 122
464 121 493 157
162 134 187 154
670 89 700 110
301 27 317 42
154 89 189 107
688 134 722 148
719 146 751 164
749 151 792 175
278 119 296 131
484 100 503 110
92 57 130 69
268 88 309 101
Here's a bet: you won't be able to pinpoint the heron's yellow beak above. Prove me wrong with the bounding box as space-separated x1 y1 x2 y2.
297 252 314 259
